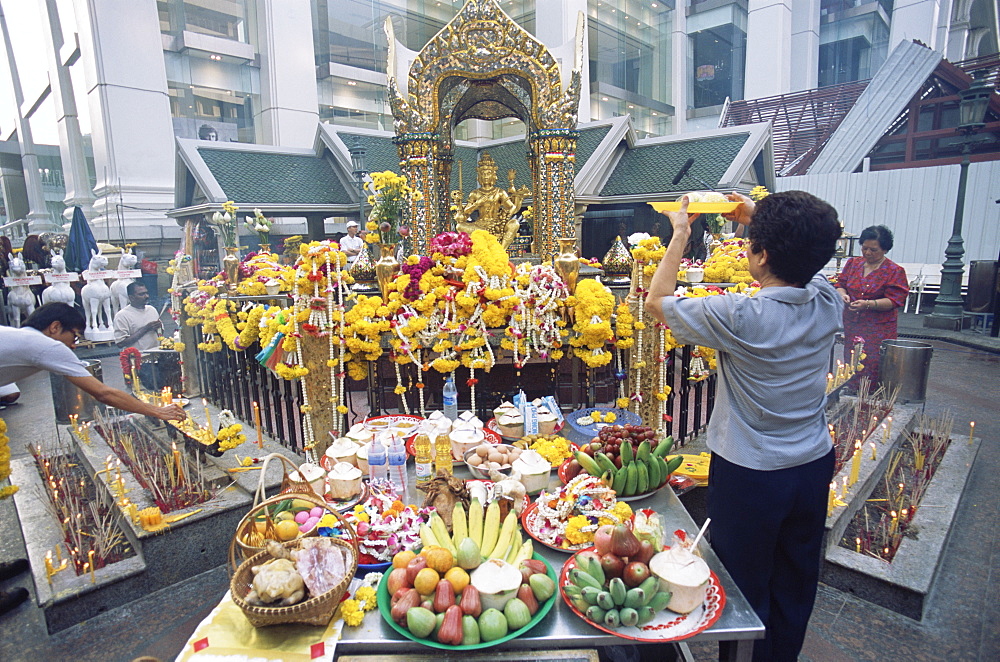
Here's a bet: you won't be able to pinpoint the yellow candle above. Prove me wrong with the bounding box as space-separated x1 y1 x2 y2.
172 442 184 483
886 416 892 441
842 476 849 498
826 373 833 393
881 423 888 444
849 442 861 485
88 551 96 582
827 482 835 516
45 551 54 584
203 398 211 431
54 544 61 563
889 511 898 536
969 421 975 445
870 442 877 461
253 401 263 449
855 537 861 553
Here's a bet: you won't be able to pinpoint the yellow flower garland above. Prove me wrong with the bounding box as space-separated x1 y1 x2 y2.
568 279 616 368
0 418 18 500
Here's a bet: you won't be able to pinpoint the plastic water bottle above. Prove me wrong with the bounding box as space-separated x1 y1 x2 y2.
368 433 388 484
434 423 453 476
387 435 408 495
443 375 459 422
413 423 434 486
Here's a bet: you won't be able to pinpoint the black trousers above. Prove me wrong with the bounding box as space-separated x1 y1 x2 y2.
708 447 835 662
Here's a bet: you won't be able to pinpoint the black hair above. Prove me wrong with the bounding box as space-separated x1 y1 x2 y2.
23 302 86 334
127 281 148 296
858 225 894 251
198 124 218 140
747 191 841 287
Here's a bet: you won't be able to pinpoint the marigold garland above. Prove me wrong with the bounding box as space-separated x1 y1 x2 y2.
0 418 18 500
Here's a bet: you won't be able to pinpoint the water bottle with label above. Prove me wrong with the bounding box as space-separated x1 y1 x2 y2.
387 435 408 495
368 433 388 484
443 375 458 421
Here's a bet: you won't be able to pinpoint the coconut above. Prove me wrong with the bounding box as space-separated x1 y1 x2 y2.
470 558 522 612
649 545 710 614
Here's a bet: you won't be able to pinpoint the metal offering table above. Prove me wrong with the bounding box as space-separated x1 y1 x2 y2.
339 461 764 661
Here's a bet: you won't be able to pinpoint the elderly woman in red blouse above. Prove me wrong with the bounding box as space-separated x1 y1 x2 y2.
835 225 909 384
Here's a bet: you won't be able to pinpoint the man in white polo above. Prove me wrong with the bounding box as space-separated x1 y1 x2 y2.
340 220 364 265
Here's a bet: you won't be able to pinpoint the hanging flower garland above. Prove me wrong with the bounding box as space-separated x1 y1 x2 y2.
119 347 143 386
567 279 615 368
0 419 18 500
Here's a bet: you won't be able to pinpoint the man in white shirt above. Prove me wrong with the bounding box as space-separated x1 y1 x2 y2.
0 302 184 617
113 282 161 351
340 220 365 265
1 303 184 420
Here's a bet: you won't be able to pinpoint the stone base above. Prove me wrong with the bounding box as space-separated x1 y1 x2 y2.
10 416 300 633
923 314 971 331
84 327 115 342
822 435 982 620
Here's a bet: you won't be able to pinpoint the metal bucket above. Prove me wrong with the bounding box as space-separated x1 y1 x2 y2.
879 339 933 403
50 359 103 423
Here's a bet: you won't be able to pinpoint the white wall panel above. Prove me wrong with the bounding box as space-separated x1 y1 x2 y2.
777 161 1000 266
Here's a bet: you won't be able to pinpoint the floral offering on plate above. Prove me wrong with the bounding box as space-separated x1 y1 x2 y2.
522 474 633 552
340 484 427 564
516 433 576 467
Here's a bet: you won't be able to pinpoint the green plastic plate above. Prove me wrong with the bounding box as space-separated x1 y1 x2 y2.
376 552 557 650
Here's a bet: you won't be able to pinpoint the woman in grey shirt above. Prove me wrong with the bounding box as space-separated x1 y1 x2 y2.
645 191 843 662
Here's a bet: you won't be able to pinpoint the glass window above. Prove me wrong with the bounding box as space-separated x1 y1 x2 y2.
158 0 253 43
313 1 463 74
318 78 391 131
818 11 888 86
690 23 745 109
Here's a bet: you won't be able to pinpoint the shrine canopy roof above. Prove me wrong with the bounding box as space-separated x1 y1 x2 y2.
170 116 773 220
170 138 361 221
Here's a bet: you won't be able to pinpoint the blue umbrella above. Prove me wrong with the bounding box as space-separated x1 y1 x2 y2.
64 206 98 273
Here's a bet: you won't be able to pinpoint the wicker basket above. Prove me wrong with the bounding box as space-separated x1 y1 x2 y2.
229 534 358 627
231 453 325 564
232 491 330 566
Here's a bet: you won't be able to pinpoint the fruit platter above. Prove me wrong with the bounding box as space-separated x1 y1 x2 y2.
521 474 634 553
378 486 557 649
559 519 726 641
562 425 683 501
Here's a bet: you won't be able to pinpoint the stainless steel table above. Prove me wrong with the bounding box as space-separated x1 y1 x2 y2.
339 462 764 661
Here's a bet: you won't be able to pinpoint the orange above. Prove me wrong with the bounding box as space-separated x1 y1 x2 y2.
392 550 416 569
275 520 300 541
424 546 454 573
413 567 440 595
444 567 469 594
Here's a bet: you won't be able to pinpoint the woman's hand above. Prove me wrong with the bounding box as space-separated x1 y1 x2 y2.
836 288 851 305
660 195 697 234
848 300 869 312
724 193 755 227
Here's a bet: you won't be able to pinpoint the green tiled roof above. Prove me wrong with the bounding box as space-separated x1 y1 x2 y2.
341 125 613 196
198 148 352 204
600 133 750 196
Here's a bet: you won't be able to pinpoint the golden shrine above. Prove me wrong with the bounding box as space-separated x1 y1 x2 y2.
384 0 583 258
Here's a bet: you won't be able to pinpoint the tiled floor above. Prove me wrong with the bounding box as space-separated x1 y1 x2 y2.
0 314 997 661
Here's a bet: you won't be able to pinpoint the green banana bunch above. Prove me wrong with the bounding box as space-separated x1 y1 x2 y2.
576 436 682 497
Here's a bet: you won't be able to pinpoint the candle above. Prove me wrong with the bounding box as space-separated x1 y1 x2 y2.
252 401 263 449
881 423 888 444
870 442 877 461
45 551 54 584
203 398 212 431
69 414 79 433
842 476 849 499
849 441 862 485
827 482 836 516
969 421 975 445
889 511 898 536
88 551 96 583
54 544 62 563
886 416 892 441
172 442 184 484
855 537 861 553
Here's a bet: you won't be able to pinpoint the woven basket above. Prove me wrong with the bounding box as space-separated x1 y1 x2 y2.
231 491 331 566
231 453 325 564
230 534 358 627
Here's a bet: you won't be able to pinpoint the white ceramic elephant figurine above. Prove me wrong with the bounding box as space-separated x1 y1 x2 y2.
6 253 37 327
109 248 138 316
81 249 113 335
41 249 77 306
